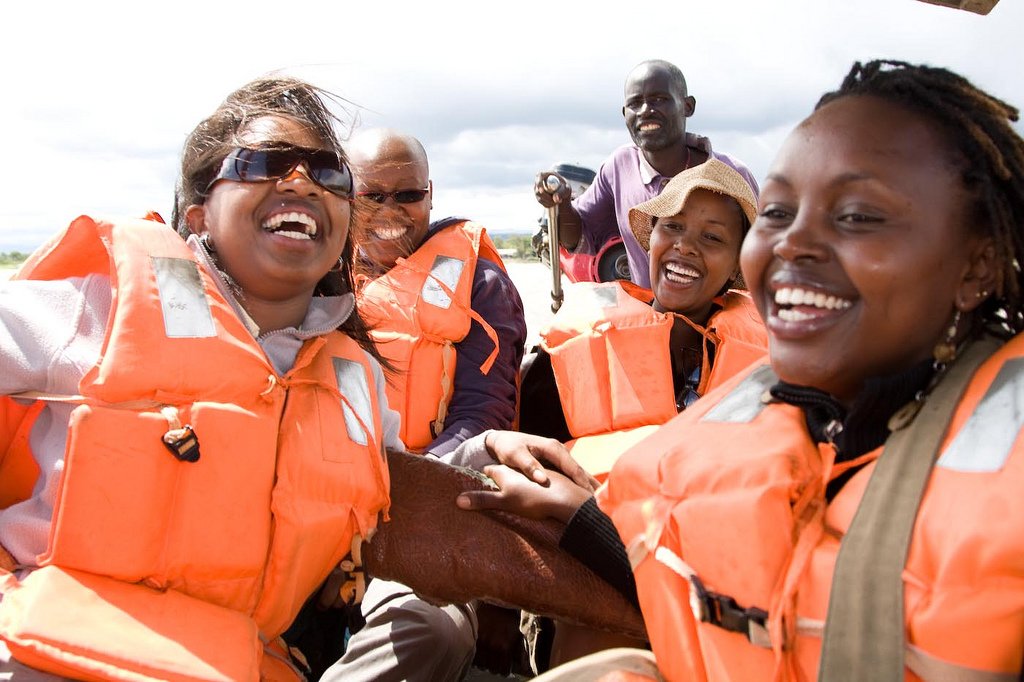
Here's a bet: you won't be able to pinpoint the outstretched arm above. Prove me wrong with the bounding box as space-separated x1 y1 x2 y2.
456 465 638 608
0 275 111 567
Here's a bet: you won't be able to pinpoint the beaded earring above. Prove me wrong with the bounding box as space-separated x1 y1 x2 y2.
890 308 964 431
932 309 962 366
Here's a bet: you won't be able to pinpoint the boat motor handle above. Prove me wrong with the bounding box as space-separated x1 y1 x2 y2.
545 174 565 312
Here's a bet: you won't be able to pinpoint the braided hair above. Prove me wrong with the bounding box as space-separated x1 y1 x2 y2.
817 59 1024 337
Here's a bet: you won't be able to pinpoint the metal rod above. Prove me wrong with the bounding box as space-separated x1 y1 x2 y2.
545 174 564 313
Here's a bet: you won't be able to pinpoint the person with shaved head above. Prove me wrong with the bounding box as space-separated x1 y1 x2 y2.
348 128 526 459
319 128 527 681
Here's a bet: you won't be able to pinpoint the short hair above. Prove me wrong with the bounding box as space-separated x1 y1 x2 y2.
632 59 688 99
817 59 1024 337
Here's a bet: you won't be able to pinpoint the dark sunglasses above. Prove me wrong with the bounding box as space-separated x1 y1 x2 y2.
207 145 354 197
356 189 430 204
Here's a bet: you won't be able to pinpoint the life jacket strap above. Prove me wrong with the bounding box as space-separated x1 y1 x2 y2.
395 254 500 374
336 533 367 606
689 574 771 648
818 336 1003 681
649 542 773 648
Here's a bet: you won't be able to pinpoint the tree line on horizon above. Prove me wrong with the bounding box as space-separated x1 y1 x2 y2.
3 241 540 267
490 234 540 261
0 252 28 267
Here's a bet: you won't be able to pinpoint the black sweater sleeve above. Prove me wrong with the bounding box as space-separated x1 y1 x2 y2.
558 496 640 611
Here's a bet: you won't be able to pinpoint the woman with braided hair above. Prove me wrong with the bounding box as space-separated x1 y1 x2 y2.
603 58 1024 681
462 59 1024 680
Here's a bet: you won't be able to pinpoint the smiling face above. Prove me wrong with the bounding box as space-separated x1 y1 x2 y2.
185 115 351 309
623 64 694 153
349 133 432 270
648 189 745 323
740 95 993 404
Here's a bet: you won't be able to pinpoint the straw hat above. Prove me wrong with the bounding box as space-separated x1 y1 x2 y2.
629 158 759 252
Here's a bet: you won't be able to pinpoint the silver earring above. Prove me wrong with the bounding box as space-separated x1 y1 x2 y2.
200 233 217 254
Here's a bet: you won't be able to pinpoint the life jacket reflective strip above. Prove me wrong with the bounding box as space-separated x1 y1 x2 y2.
0 216 390 681
543 282 766 479
600 335 1024 681
357 221 505 451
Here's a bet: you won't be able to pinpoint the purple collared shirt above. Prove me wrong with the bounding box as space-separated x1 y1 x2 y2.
571 134 759 288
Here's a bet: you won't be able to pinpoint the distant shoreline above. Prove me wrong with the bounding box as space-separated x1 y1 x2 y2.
0 262 557 344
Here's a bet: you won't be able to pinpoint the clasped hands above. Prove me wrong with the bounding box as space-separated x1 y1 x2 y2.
455 431 598 525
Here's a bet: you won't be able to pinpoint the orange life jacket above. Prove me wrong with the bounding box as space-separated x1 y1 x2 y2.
0 216 391 682
0 398 41 511
600 336 1024 681
357 221 505 451
541 282 766 479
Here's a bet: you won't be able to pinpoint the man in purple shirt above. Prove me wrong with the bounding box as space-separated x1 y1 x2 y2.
535 59 759 288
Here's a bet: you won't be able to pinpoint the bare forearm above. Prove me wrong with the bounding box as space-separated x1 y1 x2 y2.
557 203 583 250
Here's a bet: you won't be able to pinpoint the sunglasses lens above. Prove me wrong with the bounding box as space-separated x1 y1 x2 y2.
213 147 352 197
307 150 353 195
357 189 428 204
260 149 304 179
225 148 275 182
394 190 429 203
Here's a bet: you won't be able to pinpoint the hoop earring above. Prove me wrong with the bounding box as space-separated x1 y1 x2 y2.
932 309 962 366
200 233 217 254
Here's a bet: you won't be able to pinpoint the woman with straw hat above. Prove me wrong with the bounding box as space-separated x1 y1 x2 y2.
520 158 767 483
493 158 765 670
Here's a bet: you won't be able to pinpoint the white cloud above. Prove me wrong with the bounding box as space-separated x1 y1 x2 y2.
1 0 1022 250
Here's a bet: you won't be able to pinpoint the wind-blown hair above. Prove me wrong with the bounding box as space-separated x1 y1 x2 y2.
173 76 386 364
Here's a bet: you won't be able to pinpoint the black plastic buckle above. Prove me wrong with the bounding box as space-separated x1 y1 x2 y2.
689 575 768 644
162 425 201 462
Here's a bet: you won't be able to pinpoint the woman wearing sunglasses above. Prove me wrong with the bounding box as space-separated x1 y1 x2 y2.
0 77 400 680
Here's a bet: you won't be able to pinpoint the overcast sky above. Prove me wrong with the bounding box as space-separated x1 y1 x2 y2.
1 0 1020 252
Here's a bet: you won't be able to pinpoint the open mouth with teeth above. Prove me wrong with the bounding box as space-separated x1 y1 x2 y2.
370 224 409 241
639 122 661 132
262 211 318 241
773 286 853 322
664 262 701 284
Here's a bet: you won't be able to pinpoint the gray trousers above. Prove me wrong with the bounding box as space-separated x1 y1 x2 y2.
531 648 662 681
321 579 478 682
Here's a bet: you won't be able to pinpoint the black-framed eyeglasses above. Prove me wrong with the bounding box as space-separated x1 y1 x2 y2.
206 145 354 198
356 189 430 204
